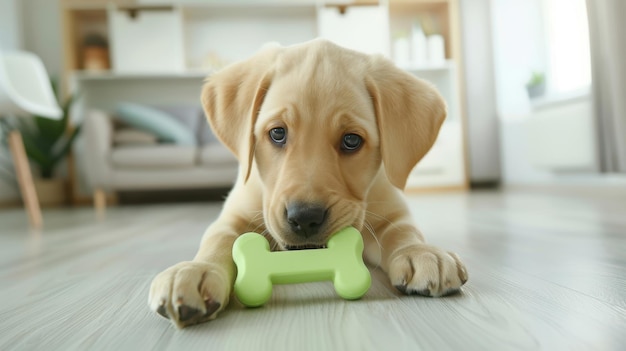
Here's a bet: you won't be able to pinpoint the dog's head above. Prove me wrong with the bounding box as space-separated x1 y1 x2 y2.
202 40 445 249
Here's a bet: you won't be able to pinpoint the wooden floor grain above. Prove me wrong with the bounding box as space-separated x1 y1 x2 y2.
0 190 625 351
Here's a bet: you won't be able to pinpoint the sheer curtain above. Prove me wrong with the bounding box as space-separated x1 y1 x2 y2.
587 0 626 172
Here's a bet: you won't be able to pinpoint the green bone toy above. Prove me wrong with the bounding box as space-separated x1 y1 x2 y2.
232 226 371 307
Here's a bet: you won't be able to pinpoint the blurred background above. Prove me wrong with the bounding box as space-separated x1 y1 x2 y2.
0 0 624 218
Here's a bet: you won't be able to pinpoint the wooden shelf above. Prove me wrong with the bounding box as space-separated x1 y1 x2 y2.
181 1 318 10
70 61 458 81
63 0 318 10
62 0 134 10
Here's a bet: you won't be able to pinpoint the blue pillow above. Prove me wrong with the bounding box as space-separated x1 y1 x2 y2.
116 103 196 146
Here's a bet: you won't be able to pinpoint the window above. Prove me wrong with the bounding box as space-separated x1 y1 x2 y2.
543 0 592 95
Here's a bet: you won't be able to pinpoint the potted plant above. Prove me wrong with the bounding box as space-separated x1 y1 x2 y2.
0 79 80 206
526 71 546 99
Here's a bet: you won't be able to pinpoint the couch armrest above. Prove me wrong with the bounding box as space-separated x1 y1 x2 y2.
83 110 114 191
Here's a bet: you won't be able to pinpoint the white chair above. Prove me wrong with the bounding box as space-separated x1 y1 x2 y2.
0 51 62 228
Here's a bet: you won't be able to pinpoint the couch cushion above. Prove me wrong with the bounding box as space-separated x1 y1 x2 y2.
153 105 204 136
199 143 237 166
116 103 196 145
111 145 196 168
114 128 158 146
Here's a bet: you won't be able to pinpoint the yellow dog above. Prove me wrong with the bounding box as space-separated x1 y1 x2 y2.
149 39 468 328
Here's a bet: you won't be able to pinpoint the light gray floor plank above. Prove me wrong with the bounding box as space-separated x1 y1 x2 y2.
0 190 625 351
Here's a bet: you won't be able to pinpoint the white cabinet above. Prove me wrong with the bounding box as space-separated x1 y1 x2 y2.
404 61 466 189
408 121 465 187
108 5 185 72
182 4 317 69
317 4 390 56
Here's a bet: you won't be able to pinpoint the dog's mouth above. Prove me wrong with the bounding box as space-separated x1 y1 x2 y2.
283 243 328 250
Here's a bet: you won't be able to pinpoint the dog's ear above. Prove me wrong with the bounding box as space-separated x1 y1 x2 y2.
366 56 447 189
201 45 282 182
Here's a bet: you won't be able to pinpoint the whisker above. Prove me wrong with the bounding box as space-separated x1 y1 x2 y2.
248 211 264 223
250 222 266 234
363 220 382 270
245 210 267 234
256 229 280 252
365 210 404 233
259 228 269 239
271 241 280 251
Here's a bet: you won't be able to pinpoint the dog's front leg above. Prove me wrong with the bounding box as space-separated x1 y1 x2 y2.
147 222 238 328
148 183 262 328
364 191 468 297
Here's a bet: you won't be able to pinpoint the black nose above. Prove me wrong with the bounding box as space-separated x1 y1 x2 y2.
286 203 328 238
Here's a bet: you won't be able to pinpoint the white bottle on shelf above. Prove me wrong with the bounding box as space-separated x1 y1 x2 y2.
428 34 446 65
393 35 411 68
411 22 428 68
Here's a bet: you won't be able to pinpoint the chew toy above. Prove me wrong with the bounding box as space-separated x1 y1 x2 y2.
232 226 371 307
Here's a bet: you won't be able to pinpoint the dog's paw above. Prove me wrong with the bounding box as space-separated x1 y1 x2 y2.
388 245 468 297
148 261 230 328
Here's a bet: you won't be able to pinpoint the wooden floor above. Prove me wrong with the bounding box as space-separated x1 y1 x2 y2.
0 189 625 350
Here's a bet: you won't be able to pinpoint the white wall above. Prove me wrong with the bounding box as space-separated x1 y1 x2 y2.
459 0 500 184
20 0 63 77
0 0 22 51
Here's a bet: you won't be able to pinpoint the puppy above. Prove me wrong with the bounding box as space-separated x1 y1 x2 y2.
149 39 468 328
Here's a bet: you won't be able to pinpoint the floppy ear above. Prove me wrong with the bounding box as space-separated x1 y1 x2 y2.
366 56 447 189
201 45 282 182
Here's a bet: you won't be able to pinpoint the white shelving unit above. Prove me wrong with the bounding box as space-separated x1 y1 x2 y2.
405 60 465 188
62 0 467 201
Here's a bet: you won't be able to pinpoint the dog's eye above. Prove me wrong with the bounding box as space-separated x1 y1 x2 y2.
269 127 287 145
341 134 362 152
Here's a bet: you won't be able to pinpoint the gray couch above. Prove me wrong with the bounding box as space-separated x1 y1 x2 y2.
83 107 238 204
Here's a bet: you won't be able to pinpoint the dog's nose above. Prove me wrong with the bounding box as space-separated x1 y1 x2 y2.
286 203 328 238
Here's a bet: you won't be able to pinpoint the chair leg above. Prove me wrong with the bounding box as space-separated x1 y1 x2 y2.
8 130 43 229
94 188 107 218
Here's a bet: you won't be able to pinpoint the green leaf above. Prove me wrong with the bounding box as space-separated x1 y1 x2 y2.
62 93 78 122
21 135 48 164
33 84 76 147
50 125 81 167
16 119 52 162
34 115 65 144
50 77 59 100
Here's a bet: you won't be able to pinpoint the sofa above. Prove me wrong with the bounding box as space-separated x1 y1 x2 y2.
83 104 238 207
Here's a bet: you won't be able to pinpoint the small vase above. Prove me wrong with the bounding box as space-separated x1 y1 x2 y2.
83 46 110 71
526 83 546 99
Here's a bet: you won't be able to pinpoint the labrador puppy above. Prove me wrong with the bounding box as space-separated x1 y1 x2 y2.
149 39 468 328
